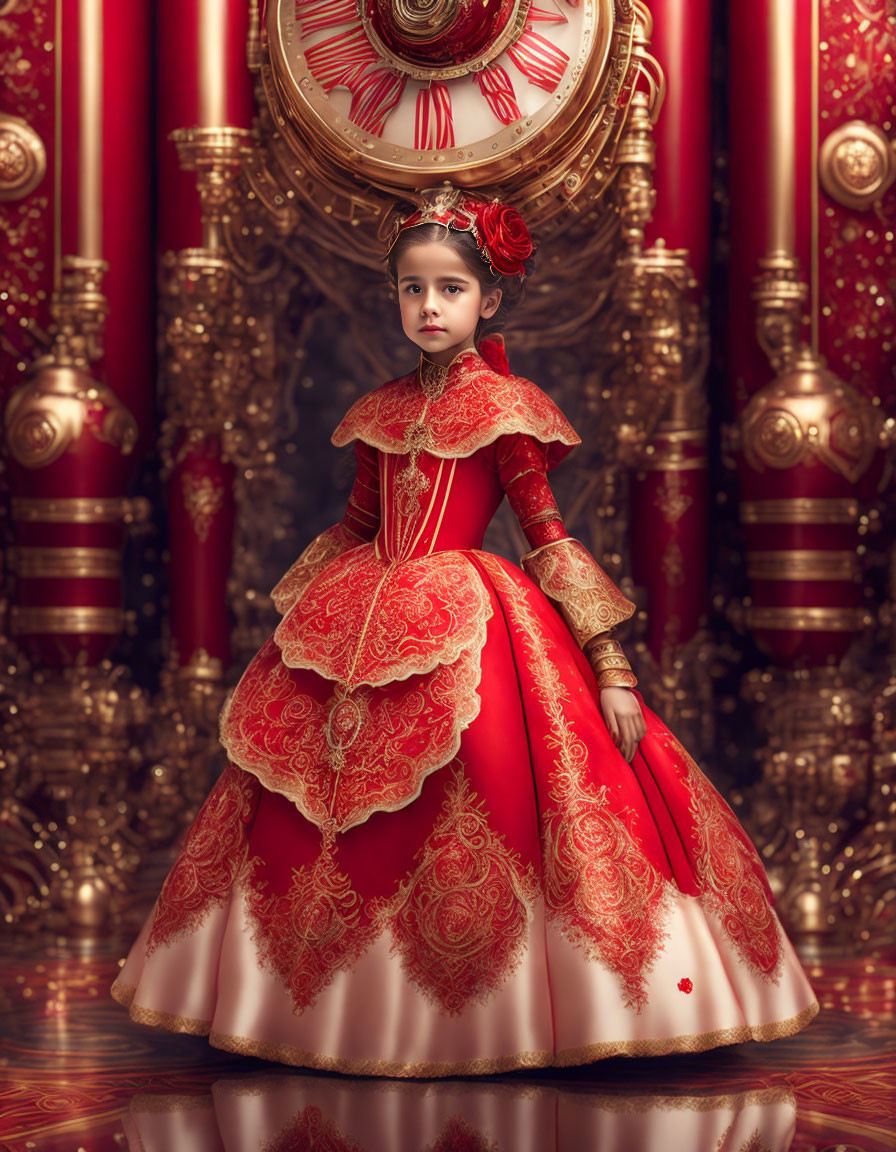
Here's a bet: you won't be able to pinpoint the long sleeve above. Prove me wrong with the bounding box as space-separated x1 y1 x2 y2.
495 433 638 689
270 442 381 615
341 440 381 543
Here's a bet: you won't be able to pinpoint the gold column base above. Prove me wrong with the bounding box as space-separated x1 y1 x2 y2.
737 665 878 944
0 655 152 932
139 648 229 846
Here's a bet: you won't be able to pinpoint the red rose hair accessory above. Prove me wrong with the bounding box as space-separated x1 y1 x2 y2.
387 188 534 281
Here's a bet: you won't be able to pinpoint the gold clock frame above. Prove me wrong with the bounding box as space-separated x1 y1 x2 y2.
263 0 622 193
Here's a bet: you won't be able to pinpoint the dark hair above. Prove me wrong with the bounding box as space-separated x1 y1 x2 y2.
387 222 532 340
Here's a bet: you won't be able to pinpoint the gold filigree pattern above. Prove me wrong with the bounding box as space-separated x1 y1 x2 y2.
665 734 783 982
219 633 485 833
145 766 260 954
377 768 537 1015
272 544 492 688
521 537 637 645
332 351 579 463
394 417 434 520
480 555 671 1010
182 472 225 543
242 844 378 1014
270 523 364 614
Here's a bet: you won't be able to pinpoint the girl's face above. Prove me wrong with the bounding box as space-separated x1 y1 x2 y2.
395 239 502 367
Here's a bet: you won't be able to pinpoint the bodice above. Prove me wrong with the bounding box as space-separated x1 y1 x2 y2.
375 447 505 562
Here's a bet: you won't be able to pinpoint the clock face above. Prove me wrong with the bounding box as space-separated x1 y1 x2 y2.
266 0 614 186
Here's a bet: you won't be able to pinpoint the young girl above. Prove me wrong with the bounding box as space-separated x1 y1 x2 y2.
112 190 818 1075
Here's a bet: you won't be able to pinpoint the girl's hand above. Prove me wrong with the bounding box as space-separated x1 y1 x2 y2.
600 686 646 762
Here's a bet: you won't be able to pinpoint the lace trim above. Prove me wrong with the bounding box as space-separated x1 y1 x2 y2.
270 524 362 616
220 634 485 834
202 1003 819 1078
145 766 260 955
375 767 538 1016
480 555 671 1010
113 977 818 1076
332 355 579 463
110 980 211 1035
272 546 492 688
521 538 636 646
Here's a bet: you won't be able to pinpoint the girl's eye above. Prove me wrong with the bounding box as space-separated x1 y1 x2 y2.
444 285 462 295
404 284 421 294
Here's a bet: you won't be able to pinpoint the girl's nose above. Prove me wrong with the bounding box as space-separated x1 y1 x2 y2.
421 287 440 313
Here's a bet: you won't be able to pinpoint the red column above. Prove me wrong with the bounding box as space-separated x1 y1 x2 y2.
630 0 712 662
5 0 152 668
157 0 255 670
730 0 881 671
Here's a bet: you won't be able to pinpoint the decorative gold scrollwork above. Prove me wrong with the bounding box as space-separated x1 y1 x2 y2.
736 349 884 483
0 112 46 201
3 363 137 468
819 120 896 211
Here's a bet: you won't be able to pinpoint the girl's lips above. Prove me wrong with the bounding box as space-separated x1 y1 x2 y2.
420 325 445 332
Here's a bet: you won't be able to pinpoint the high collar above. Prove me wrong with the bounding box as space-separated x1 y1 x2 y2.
417 347 480 400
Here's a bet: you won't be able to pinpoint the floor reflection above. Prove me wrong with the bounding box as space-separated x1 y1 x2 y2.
122 1073 797 1151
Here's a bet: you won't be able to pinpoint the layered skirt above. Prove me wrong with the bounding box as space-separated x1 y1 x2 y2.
112 550 817 1075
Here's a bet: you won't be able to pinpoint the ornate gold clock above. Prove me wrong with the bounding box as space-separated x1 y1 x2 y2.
264 0 623 191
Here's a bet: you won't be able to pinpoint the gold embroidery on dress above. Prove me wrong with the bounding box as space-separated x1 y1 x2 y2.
111 974 817 1074
332 355 580 459
270 524 361 615
376 767 537 1016
242 844 378 1015
419 356 449 400
203 1002 818 1077
521 538 637 646
146 766 259 954
221 624 486 833
271 546 492 689
664 733 784 981
480 556 672 1010
395 418 434 521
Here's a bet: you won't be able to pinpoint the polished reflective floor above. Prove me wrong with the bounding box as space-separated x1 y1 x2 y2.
1 884 893 1152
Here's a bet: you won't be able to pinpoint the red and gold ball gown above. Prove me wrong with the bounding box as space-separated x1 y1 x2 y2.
112 347 818 1076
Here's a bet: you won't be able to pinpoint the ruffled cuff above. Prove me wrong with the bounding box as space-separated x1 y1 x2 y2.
521 537 636 647
270 523 362 615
